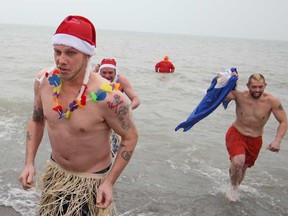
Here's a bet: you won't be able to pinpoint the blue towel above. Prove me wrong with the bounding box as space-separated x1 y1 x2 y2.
175 69 238 132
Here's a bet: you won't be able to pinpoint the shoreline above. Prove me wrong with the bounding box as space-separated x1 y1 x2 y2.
0 206 21 216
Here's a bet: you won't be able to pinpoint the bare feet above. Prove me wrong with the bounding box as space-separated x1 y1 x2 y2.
226 186 238 202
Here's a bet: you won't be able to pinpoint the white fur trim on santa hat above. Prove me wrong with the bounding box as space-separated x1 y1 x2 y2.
99 64 117 71
52 33 95 56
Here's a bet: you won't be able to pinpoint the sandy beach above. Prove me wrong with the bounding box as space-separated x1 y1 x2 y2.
0 206 21 216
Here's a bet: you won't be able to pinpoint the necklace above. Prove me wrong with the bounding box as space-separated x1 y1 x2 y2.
48 69 120 119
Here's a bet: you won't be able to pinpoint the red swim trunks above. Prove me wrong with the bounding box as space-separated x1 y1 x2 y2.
225 125 262 167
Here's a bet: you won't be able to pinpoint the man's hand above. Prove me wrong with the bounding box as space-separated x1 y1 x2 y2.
266 140 281 153
19 165 36 190
96 180 114 209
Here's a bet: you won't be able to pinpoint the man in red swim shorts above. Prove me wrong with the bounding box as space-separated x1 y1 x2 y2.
224 73 287 202
226 125 262 168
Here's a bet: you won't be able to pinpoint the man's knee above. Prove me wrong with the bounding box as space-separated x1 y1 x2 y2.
231 155 245 169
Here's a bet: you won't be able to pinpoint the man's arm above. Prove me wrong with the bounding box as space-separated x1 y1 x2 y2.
267 98 287 152
120 76 141 110
170 62 175 72
96 91 138 208
223 71 239 103
224 90 237 103
19 78 45 189
155 62 160 72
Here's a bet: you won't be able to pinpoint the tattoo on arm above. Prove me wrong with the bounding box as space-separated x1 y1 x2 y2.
117 105 132 130
26 131 31 141
279 104 284 110
107 94 132 129
107 94 123 113
121 150 133 161
119 143 133 161
33 106 44 122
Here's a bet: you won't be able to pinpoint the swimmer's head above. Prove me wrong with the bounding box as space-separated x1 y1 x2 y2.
247 73 266 99
99 58 117 82
248 73 265 84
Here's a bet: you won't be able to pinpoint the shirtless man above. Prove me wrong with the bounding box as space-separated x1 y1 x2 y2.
225 73 287 202
19 15 138 215
99 58 140 156
99 58 141 110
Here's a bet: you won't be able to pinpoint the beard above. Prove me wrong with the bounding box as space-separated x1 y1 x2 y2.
250 91 263 99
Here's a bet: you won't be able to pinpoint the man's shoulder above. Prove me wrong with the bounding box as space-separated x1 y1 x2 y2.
35 67 51 80
229 89 244 98
117 74 129 83
34 67 55 88
91 73 110 86
235 90 247 96
264 92 277 98
264 93 281 105
104 89 130 116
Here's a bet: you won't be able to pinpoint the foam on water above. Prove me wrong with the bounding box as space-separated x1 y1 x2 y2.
1 24 288 215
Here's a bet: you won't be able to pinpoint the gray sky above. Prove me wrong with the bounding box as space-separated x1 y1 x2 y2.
1 0 288 41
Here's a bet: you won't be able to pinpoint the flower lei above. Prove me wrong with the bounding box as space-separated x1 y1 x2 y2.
48 69 120 119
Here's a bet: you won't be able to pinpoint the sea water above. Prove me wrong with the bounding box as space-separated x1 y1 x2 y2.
0 24 288 216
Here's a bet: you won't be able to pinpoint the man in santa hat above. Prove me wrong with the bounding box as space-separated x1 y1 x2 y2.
19 15 138 216
99 58 141 110
99 58 141 156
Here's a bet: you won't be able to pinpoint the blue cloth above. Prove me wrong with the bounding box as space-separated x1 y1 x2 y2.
175 74 238 132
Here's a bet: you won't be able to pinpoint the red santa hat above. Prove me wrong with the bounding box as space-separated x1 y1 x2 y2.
52 15 96 56
51 15 96 102
99 58 117 71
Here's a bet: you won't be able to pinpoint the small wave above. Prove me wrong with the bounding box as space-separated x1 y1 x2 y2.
0 186 39 216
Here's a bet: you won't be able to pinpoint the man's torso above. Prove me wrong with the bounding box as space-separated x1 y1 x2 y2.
233 91 273 137
40 73 113 173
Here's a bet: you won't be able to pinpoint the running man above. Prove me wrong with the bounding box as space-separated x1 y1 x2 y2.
224 73 287 202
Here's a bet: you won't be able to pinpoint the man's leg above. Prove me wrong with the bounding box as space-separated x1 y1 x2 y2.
238 165 248 186
229 154 245 187
227 154 245 202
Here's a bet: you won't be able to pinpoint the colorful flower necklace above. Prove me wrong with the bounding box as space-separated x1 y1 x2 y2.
47 69 120 119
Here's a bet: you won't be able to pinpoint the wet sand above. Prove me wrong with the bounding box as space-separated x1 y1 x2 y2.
0 206 21 216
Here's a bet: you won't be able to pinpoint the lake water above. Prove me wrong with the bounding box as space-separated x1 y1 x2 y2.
0 24 287 216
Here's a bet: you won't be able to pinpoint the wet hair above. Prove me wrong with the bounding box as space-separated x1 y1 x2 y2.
248 73 265 84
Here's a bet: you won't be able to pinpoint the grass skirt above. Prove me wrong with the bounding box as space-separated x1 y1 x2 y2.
37 160 117 216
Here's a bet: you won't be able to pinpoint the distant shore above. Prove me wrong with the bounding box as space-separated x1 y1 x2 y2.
0 206 21 216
